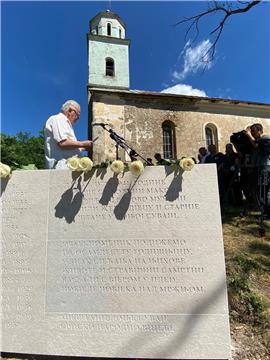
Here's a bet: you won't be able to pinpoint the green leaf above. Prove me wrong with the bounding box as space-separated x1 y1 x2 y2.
20 164 38 170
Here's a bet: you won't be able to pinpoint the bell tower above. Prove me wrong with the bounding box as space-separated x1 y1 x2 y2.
88 10 130 89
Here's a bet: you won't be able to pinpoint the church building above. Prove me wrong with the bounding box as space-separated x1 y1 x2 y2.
87 10 270 164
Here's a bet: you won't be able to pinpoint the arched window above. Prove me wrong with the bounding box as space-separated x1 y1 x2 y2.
162 121 176 159
105 58 114 77
205 123 218 148
205 127 214 146
107 23 111 36
95 26 98 35
119 28 122 38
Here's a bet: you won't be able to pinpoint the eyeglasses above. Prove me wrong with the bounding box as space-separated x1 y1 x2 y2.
69 108 80 118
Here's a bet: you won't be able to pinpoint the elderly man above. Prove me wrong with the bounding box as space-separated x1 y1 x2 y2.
44 100 92 169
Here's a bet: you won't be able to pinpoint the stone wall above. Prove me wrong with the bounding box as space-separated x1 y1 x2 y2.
89 89 270 164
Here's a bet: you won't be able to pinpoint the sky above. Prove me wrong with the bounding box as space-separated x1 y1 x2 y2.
1 0 270 140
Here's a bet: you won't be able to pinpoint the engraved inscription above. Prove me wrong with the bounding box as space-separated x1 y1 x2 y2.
46 171 212 314
1 173 48 329
1 168 231 359
51 314 174 335
57 238 203 293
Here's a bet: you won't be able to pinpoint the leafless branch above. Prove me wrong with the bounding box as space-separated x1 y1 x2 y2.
174 1 262 61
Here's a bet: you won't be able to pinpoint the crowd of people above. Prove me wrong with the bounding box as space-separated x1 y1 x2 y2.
197 142 242 208
129 126 268 218
196 124 269 218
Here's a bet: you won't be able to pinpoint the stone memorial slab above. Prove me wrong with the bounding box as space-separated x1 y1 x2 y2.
1 165 231 359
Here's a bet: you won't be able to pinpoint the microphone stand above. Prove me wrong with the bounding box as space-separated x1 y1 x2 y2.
98 124 151 165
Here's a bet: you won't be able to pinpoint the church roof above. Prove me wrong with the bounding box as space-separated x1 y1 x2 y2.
88 87 270 109
90 10 126 29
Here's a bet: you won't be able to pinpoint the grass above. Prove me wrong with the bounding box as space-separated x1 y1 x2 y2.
222 207 270 357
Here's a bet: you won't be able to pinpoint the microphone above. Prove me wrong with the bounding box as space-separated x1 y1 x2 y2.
92 122 108 128
109 128 124 141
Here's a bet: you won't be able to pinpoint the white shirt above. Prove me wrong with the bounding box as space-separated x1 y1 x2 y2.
44 112 81 169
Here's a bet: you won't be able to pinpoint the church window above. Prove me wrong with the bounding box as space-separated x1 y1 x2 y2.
205 123 218 148
162 121 176 159
95 26 98 35
107 23 111 36
119 28 122 38
105 58 114 77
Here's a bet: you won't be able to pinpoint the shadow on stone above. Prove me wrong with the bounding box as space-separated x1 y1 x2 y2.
164 165 175 177
114 190 132 220
55 177 84 224
95 167 107 180
165 171 183 202
83 169 95 182
0 178 9 197
81 170 95 193
1 353 134 360
71 172 82 181
99 175 119 205
164 278 226 356
121 278 226 358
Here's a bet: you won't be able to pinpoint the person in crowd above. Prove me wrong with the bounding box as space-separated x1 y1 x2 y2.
154 153 170 165
197 147 208 163
233 123 264 214
233 123 263 164
246 123 265 167
248 123 263 143
146 158 154 166
246 124 269 218
204 144 225 201
129 149 138 162
44 100 93 169
204 144 223 164
219 143 242 207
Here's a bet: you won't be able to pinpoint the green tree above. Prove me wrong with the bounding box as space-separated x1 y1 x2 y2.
0 131 44 169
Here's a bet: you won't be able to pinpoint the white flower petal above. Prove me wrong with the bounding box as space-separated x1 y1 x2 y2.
79 157 93 172
129 160 144 176
180 157 195 171
66 156 80 171
111 160 124 174
0 162 11 178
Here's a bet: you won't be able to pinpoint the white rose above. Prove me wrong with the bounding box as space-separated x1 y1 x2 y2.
110 160 124 174
129 160 144 176
66 156 80 171
179 157 195 171
0 162 11 178
79 157 93 172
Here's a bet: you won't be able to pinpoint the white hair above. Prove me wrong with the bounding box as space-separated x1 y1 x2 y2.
61 100 80 112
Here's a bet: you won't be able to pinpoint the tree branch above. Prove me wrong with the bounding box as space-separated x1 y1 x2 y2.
174 1 262 61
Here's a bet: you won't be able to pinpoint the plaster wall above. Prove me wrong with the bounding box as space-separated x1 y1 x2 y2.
91 18 125 38
88 41 129 88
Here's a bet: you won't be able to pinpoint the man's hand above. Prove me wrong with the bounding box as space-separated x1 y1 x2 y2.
80 140 93 150
245 126 252 138
58 139 93 150
243 127 258 149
